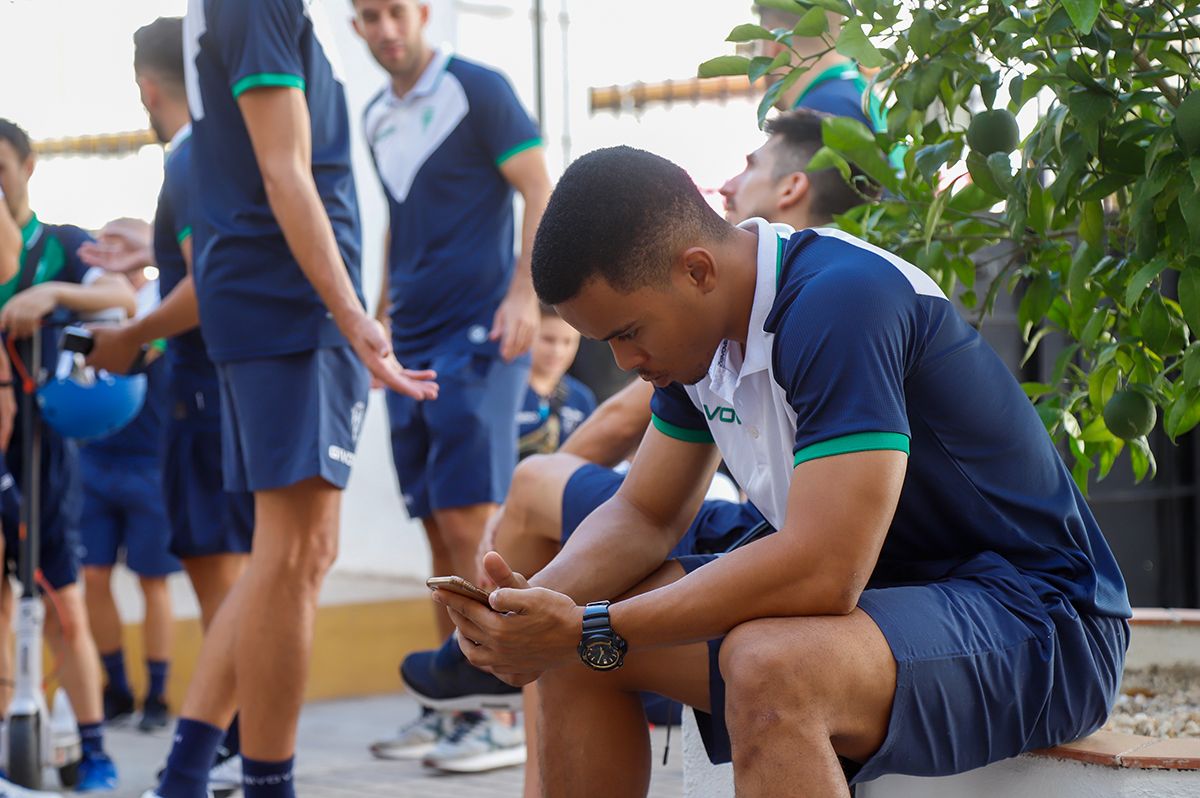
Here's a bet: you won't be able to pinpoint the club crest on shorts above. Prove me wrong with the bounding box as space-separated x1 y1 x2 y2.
350 401 366 443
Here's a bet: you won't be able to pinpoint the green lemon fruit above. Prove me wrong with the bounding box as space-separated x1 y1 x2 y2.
966 109 1020 156
1102 389 1157 440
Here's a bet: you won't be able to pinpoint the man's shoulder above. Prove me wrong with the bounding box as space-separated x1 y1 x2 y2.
445 55 506 87
42 222 92 250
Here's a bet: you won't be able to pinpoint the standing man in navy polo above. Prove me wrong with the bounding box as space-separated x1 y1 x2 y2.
139 3 438 798
352 0 551 772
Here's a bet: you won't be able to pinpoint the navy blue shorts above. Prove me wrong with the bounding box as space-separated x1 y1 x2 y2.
1 433 82 590
79 452 180 577
387 351 529 520
217 346 370 493
163 370 254 559
562 464 765 555
680 551 1130 784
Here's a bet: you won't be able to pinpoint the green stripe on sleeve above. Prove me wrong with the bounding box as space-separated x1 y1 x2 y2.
651 413 715 444
495 137 543 167
176 226 192 245
794 431 910 467
232 73 306 98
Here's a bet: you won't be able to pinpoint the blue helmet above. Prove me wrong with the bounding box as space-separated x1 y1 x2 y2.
37 369 147 441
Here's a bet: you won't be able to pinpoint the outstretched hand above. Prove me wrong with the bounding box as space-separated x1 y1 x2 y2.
433 551 581 687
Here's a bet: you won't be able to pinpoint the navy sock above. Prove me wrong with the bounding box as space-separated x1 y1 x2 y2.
146 659 169 701
158 718 225 798
242 755 295 798
78 722 104 758
220 715 240 758
100 650 130 696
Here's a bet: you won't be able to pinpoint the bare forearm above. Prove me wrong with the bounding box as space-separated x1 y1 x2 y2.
262 164 363 322
610 532 857 651
52 282 136 317
510 184 550 295
128 276 200 343
0 218 18 284
530 495 683 602
559 382 653 465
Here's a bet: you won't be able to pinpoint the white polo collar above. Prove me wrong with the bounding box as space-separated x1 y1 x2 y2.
706 217 794 394
388 45 454 105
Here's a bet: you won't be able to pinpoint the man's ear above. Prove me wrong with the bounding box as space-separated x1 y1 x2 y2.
777 171 811 211
678 247 718 295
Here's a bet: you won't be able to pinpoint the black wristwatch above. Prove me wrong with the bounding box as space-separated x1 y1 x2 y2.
577 600 627 671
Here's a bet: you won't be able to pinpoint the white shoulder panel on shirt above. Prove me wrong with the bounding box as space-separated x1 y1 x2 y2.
365 73 469 204
810 226 946 299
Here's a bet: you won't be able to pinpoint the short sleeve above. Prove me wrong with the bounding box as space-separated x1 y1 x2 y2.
771 251 918 467
649 383 713 444
55 226 94 285
468 68 541 167
165 148 193 244
213 0 306 99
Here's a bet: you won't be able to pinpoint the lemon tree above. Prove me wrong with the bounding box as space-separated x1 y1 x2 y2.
703 0 1200 490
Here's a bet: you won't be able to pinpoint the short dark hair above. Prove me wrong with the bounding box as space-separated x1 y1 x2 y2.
764 109 879 222
532 146 730 306
133 17 186 88
0 119 32 162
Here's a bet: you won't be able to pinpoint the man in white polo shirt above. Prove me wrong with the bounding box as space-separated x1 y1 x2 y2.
432 146 1131 797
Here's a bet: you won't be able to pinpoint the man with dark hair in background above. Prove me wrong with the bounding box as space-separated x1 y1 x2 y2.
351 0 551 772
141 2 438 797
432 145 1130 797
0 118 138 793
84 16 252 794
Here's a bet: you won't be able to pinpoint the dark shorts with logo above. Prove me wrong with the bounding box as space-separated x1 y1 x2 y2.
679 551 1129 785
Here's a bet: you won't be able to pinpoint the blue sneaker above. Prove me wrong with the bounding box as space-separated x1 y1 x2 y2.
76 751 118 793
400 634 522 712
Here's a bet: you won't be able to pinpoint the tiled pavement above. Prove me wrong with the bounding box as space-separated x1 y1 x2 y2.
96 693 682 797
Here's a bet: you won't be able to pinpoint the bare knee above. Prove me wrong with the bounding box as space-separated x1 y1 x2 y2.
719 620 826 737
83 567 113 596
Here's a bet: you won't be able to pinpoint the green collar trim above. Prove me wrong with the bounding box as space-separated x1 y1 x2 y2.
20 212 40 248
792 60 887 133
775 234 785 287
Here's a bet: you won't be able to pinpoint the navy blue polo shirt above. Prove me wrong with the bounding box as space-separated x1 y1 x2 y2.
184 0 362 362
650 219 1130 619
517 375 596 459
363 49 541 361
153 126 214 382
793 61 884 132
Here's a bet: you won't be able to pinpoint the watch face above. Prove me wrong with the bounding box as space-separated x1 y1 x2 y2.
582 639 622 670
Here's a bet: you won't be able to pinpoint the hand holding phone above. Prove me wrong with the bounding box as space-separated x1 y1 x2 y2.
426 575 495 610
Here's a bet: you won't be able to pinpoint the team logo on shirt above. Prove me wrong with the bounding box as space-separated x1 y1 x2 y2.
703 404 742 425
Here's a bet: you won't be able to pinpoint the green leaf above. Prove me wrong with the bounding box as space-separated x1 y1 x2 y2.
748 56 775 84
914 140 956 184
805 146 852 183
966 151 1008 199
1080 414 1115 443
1190 157 1200 190
1176 91 1200 155
792 7 828 37
698 55 752 78
1097 438 1124 481
835 24 886 70
1019 273 1055 332
986 152 1015 195
1061 0 1101 34
726 24 775 43
980 72 1001 111
799 0 852 15
1183 344 1200 389
910 10 934 56
1179 262 1200 334
1140 295 1172 354
1124 257 1168 308
1077 173 1134 202
1180 187 1200 244
1088 362 1120 412
1166 387 1200 441
821 116 898 192
1079 200 1105 249
1129 435 1156 483
1067 242 1098 304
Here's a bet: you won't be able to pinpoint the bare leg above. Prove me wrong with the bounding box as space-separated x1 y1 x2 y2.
485 454 588 582
176 575 242 727
43 584 104 725
425 504 496 639
81 566 122 655
182 553 248 631
139 576 173 664
235 477 341 761
0 577 13 711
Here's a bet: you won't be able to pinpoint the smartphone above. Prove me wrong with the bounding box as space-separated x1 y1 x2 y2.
61 326 94 355
427 575 494 608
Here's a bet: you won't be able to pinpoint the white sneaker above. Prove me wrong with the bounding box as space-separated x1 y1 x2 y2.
139 792 213 798
422 711 526 774
369 708 449 760
0 775 63 797
208 754 242 797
